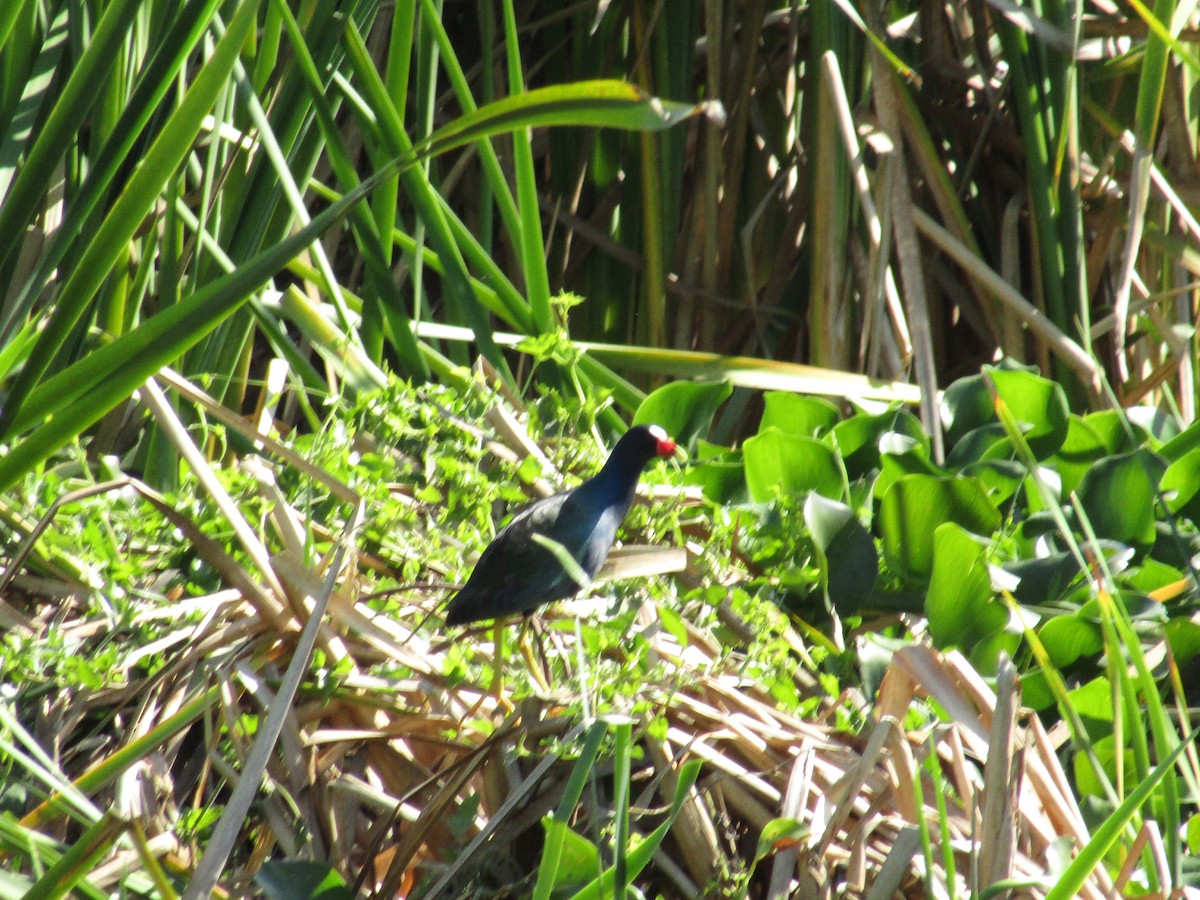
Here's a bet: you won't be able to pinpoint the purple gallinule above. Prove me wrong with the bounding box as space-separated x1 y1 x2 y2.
446 424 678 626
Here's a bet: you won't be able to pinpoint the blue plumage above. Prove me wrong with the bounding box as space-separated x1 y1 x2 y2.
444 425 677 626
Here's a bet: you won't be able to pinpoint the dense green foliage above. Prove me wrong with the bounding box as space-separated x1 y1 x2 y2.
2 0 1200 896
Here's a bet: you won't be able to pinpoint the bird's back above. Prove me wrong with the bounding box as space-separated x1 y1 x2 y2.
443 483 628 625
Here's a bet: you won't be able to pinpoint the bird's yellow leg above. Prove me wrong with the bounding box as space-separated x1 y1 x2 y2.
488 618 506 700
518 617 551 693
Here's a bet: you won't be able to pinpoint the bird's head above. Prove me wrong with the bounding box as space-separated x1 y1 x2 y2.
614 424 678 471
644 423 678 458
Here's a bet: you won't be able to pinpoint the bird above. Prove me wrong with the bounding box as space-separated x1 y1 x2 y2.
445 424 678 626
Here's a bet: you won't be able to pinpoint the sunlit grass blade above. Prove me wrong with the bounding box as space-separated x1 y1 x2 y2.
1044 722 1200 900
0 0 141 277
0 0 261 439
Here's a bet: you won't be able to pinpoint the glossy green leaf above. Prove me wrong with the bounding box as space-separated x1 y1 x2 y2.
945 423 1011 467
1081 409 1141 455
925 522 1006 653
539 819 601 889
940 372 994 447
960 460 1025 508
804 494 877 615
1077 451 1160 547
878 474 1001 580
986 366 1070 458
1165 619 1200 665
1039 615 1103 668
1051 416 1109 496
634 379 732 448
1160 446 1200 525
257 861 353 900
683 442 746 504
759 392 839 438
828 409 926 478
743 427 843 503
876 435 940 498
1005 553 1081 607
1072 735 1131 800
1159 419 1200 462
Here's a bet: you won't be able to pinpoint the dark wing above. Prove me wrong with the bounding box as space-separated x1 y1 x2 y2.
444 493 584 625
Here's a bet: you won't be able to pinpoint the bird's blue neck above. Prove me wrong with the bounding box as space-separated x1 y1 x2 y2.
586 455 643 508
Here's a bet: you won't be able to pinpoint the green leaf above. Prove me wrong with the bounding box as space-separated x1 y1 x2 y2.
656 605 689 647
875 434 940 498
828 409 927 478
257 861 352 900
752 817 809 869
1159 446 1200 525
743 428 843 503
1159 418 1200 462
941 372 996 448
0 175 382 492
803 494 878 615
960 460 1025 507
417 79 723 159
683 445 747 505
1072 735 1131 800
759 392 839 438
945 423 1011 467
1005 553 1081 607
1066 678 1115 727
1165 619 1200 665
985 366 1070 458
1050 416 1109 496
539 819 601 889
878 474 1001 580
1076 451 1160 547
925 522 1006 653
569 759 702 900
1038 615 1103 668
634 379 732 448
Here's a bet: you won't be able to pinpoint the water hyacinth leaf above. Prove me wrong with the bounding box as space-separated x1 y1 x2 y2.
1076 451 1161 548
1159 418 1200 462
1038 615 1103 669
256 861 352 900
743 427 843 503
538 819 601 891
1159 446 1200 525
875 437 940 498
940 372 994 447
878 474 1001 580
1005 553 1082 607
986 366 1070 459
759 392 839 438
945 423 1011 468
633 379 732 449
1165 619 1200 664
925 522 1006 650
1052 416 1109 496
1067 678 1115 729
1082 409 1142 455
683 442 746 504
960 459 1025 508
828 409 927 478
1073 735 1132 800
804 494 877 615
